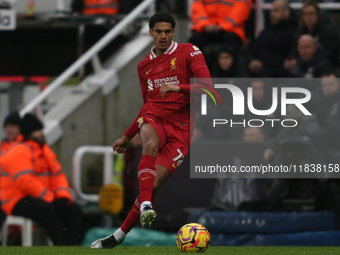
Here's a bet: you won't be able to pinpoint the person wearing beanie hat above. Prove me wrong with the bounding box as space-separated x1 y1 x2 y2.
0 112 23 235
0 113 83 245
20 113 45 145
1 112 23 155
3 112 21 129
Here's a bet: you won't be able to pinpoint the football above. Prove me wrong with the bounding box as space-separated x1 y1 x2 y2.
176 223 211 253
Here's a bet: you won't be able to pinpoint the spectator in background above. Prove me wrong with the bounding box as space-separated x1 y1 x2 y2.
287 34 333 78
189 0 252 51
245 80 274 119
287 0 339 66
247 80 271 114
0 112 23 230
213 44 249 79
71 0 119 15
314 71 340 151
245 80 281 139
0 112 22 156
0 114 83 245
243 127 265 142
321 71 340 98
248 0 298 77
314 71 340 230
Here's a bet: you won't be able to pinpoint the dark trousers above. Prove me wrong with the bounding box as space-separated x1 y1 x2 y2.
324 179 340 230
12 196 83 245
0 207 6 227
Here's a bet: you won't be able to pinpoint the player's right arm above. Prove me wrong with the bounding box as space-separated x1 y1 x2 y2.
112 136 130 154
160 44 213 99
159 66 211 98
162 44 214 99
113 76 147 154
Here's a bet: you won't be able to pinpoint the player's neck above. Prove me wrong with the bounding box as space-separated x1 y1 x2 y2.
154 48 166 57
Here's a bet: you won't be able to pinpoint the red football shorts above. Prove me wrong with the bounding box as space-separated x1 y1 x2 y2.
138 114 190 174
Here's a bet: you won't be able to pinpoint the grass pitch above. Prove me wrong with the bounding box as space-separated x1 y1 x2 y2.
1 246 340 255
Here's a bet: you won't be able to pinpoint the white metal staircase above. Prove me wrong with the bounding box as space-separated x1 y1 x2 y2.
19 0 156 145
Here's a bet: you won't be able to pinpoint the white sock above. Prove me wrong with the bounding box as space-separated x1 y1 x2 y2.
113 228 126 242
140 201 152 212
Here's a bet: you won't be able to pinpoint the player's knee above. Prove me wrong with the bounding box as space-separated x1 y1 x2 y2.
152 177 164 195
143 140 159 157
152 183 160 195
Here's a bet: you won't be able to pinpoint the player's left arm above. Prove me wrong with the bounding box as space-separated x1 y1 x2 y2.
160 44 213 98
160 68 211 98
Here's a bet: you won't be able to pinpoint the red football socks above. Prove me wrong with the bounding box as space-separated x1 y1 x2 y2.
121 197 141 233
120 155 156 233
138 155 156 203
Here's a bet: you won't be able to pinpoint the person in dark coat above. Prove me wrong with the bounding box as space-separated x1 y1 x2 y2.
288 0 339 66
288 34 333 78
248 0 298 77
213 44 249 79
316 71 340 230
314 71 340 151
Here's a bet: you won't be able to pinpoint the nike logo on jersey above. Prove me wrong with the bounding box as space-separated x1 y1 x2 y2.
146 68 153 75
141 176 152 181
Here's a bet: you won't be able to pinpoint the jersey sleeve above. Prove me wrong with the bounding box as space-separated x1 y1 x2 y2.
185 43 208 73
178 44 213 95
178 68 212 94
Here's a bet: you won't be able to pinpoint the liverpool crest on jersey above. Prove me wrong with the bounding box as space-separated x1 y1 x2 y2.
170 57 176 70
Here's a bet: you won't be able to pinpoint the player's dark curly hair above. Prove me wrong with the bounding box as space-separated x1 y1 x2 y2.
149 11 176 29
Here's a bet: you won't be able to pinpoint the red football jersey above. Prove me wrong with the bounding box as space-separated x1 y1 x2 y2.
137 41 208 132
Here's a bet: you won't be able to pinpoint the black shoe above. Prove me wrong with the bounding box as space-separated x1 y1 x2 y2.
91 234 122 249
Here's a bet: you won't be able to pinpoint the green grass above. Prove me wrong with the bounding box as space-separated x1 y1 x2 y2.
1 246 340 255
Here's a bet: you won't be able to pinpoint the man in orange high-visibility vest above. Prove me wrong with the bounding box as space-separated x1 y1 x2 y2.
0 114 83 245
189 0 252 51
0 112 23 229
72 0 119 15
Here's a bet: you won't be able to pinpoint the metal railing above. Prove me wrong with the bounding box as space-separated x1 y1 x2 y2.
19 0 155 117
73 146 118 202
